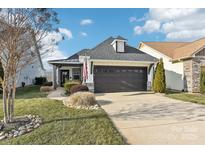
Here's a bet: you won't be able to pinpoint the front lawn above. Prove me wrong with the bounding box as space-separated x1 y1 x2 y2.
0 86 125 144
166 90 205 105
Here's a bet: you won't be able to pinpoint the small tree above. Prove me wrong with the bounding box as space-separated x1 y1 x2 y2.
153 58 166 93
200 66 205 93
0 9 60 123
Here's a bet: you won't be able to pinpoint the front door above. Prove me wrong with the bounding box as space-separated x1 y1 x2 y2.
61 70 69 85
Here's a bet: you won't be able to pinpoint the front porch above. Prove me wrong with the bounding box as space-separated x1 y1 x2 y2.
49 60 83 89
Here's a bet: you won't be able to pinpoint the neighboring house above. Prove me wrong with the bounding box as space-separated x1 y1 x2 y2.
138 37 205 93
16 33 45 87
15 34 45 87
0 24 45 88
49 36 157 93
16 57 45 87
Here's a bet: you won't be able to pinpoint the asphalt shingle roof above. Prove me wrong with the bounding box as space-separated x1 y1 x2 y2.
83 37 157 62
142 37 205 60
49 36 158 64
78 36 157 62
115 36 127 40
67 49 90 60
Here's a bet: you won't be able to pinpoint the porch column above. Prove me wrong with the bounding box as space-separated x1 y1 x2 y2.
53 65 57 89
57 67 61 86
69 68 73 80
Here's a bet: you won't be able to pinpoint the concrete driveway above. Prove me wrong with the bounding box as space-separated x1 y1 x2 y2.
96 92 205 144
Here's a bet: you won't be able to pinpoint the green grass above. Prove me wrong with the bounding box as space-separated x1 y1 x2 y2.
0 86 125 145
15 85 48 99
166 90 205 105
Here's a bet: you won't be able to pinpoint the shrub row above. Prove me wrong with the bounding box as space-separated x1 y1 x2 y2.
35 77 47 85
43 81 53 86
64 80 89 94
70 84 89 94
64 80 81 92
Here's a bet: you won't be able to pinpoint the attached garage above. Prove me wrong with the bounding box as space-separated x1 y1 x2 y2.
94 66 147 93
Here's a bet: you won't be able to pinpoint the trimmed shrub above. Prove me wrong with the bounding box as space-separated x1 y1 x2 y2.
40 86 53 92
43 81 53 86
70 84 89 94
200 66 205 93
153 58 166 93
64 80 81 92
35 77 47 85
64 92 96 107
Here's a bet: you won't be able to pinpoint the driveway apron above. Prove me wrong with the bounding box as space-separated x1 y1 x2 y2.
96 92 205 144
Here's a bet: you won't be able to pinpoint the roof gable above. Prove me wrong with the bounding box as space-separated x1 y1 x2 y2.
173 37 205 59
141 37 205 60
142 42 189 59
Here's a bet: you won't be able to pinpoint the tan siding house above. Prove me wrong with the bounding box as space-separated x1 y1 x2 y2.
138 37 205 92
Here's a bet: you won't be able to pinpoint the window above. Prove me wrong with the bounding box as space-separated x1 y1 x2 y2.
72 68 81 80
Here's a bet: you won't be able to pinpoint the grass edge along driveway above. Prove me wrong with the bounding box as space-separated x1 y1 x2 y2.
166 90 205 105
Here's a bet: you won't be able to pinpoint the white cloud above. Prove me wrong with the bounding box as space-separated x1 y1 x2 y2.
129 16 146 23
149 8 199 21
143 20 161 33
59 28 73 40
129 17 137 22
166 29 205 41
134 20 160 35
42 49 66 71
79 32 87 37
134 26 143 35
133 8 205 41
80 19 93 26
39 28 72 70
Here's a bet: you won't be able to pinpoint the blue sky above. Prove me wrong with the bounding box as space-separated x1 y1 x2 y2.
53 8 164 58
45 8 205 66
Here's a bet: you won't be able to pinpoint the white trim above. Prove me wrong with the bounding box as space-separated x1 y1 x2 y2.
193 45 205 57
111 39 126 45
49 61 83 64
91 59 156 64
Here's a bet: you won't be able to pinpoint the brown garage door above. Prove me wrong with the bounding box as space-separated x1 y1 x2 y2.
94 66 147 93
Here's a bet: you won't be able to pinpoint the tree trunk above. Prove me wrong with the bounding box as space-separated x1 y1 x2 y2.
7 84 11 122
10 77 16 122
2 85 8 123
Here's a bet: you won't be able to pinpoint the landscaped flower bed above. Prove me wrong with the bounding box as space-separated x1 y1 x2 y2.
0 115 42 141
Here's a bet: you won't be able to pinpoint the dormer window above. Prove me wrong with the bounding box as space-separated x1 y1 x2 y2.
111 36 127 53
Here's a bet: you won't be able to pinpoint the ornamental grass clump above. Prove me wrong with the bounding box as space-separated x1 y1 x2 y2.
64 92 96 107
40 86 53 92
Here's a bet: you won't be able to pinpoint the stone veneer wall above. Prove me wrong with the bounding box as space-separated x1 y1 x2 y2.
183 58 201 93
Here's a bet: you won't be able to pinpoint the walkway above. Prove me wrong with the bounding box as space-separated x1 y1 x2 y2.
47 87 67 100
